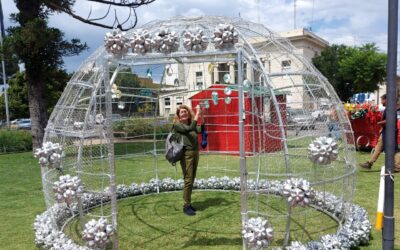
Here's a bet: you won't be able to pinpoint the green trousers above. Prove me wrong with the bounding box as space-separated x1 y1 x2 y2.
180 150 199 207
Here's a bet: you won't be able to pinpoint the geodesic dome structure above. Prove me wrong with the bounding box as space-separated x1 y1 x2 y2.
34 16 371 249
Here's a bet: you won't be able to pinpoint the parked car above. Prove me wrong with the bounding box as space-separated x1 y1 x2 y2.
17 119 31 130
287 109 316 132
112 114 122 122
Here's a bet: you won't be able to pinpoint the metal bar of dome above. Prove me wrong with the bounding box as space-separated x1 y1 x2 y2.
236 30 293 247
112 51 238 64
104 61 119 250
237 49 247 250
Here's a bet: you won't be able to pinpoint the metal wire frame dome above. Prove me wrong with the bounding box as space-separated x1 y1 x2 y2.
34 16 366 249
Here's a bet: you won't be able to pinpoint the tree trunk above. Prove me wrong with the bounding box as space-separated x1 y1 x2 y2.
27 73 48 150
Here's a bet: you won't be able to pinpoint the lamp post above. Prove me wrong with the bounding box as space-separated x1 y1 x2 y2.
0 0 10 128
382 0 397 249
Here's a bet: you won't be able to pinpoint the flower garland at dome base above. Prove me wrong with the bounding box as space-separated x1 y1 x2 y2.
34 177 371 250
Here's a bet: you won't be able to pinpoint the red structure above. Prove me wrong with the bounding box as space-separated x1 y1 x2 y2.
190 85 286 154
351 115 382 149
350 110 400 149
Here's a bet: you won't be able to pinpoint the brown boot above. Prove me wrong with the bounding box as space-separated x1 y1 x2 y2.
359 161 373 170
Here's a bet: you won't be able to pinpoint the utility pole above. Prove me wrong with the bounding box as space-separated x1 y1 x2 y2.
382 0 397 249
0 0 10 128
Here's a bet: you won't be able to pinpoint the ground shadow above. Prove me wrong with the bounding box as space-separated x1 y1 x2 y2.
192 196 233 211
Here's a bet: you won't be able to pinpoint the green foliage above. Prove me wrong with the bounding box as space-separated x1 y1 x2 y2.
113 68 141 88
0 129 32 153
0 72 29 120
113 117 171 139
312 43 387 101
0 69 70 120
339 44 387 93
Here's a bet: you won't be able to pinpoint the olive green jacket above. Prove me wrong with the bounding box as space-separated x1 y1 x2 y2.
173 120 203 151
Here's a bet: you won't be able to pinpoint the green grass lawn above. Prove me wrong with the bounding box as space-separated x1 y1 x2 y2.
0 148 399 249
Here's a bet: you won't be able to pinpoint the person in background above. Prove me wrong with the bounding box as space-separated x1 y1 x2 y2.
359 94 400 172
173 104 204 216
328 104 340 141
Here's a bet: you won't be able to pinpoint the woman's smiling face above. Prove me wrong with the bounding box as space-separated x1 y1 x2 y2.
179 108 190 123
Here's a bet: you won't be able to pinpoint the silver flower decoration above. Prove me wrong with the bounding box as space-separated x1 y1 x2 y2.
183 28 208 52
104 29 130 57
34 141 63 168
286 241 307 250
116 184 130 198
95 114 105 125
130 29 152 54
308 136 339 165
320 234 341 249
82 218 113 249
212 24 239 49
282 178 315 207
140 182 151 194
242 217 274 250
160 177 176 191
130 182 142 195
52 175 84 205
152 29 179 53
73 121 85 130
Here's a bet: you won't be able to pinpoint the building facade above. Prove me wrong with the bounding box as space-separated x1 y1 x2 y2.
158 28 329 117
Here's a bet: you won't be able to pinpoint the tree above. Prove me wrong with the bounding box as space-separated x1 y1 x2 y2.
339 43 387 94
8 0 154 149
0 72 29 119
7 8 87 149
312 43 387 101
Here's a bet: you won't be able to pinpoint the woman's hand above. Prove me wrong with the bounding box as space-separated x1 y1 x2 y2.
193 105 201 121
196 105 201 114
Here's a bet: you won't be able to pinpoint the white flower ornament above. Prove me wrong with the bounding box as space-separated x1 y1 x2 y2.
52 175 84 205
308 136 339 165
183 28 208 52
282 178 315 207
104 29 130 57
34 142 63 168
242 217 274 250
212 24 239 49
82 218 113 249
130 29 152 54
152 29 179 53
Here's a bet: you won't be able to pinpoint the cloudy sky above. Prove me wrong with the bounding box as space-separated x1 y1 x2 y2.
2 0 395 72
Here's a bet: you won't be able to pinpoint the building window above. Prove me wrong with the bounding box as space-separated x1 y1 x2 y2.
195 71 203 89
164 97 171 107
176 96 183 106
281 60 291 71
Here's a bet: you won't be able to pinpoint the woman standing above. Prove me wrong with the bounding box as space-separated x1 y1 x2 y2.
173 104 203 216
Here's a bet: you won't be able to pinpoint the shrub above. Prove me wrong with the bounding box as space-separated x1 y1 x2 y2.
113 117 172 139
0 129 32 153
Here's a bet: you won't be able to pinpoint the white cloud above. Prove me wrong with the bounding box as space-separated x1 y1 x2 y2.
1 0 395 72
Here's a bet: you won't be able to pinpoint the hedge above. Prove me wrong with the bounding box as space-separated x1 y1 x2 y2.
0 129 32 153
113 117 172 139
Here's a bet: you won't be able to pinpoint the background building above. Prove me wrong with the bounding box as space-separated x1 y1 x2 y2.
158 28 329 117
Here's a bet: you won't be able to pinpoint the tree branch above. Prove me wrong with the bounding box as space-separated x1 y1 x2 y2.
87 0 156 8
45 0 155 30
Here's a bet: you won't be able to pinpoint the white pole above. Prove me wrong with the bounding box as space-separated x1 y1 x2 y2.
375 166 385 230
0 0 10 127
